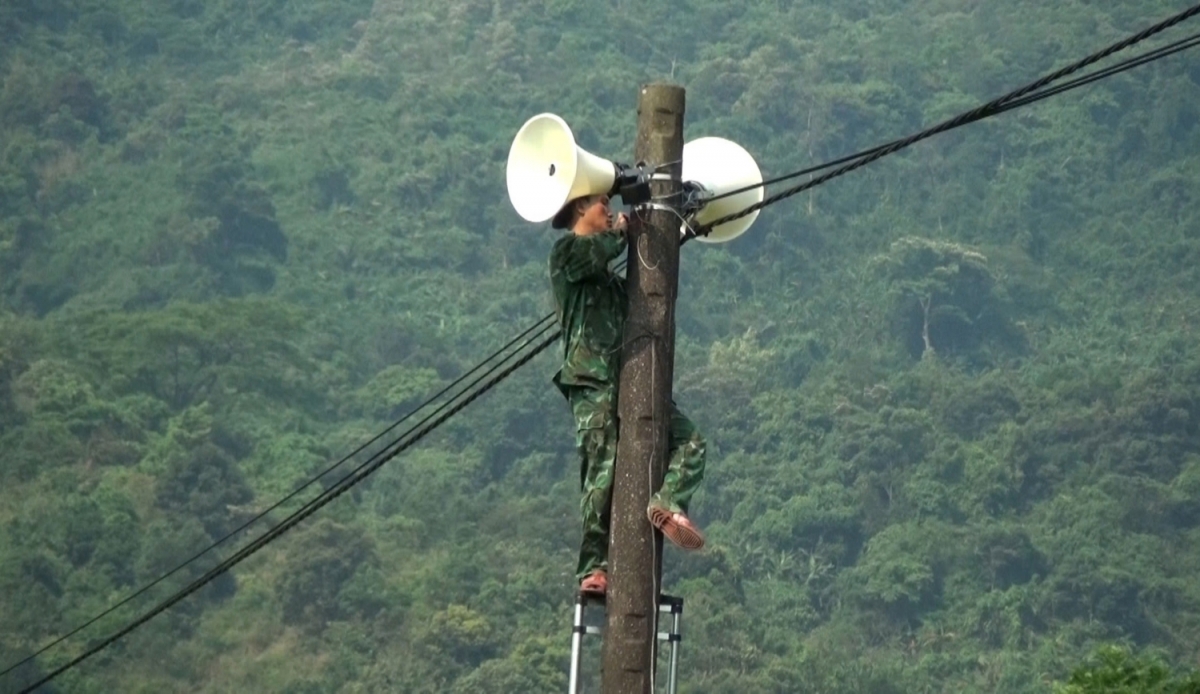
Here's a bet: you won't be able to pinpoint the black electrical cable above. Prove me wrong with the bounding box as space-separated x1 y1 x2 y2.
705 29 1200 207
287 318 562 511
17 325 561 694
706 25 1200 208
3 250 631 686
700 5 1200 225
0 311 558 682
999 30 1200 111
9 236 621 689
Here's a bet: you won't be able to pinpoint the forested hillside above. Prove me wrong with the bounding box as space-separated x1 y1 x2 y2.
2 0 1200 692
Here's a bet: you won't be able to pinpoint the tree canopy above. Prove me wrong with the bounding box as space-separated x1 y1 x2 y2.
2 0 1200 691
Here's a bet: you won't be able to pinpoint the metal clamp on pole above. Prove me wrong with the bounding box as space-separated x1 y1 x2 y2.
632 202 677 214
633 202 699 243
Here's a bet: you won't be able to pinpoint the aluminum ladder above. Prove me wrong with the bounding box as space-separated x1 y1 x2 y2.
568 593 683 694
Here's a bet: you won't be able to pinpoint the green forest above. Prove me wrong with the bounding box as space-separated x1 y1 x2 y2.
2 0 1200 691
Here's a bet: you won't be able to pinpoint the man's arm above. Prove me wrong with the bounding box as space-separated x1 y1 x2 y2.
553 230 627 283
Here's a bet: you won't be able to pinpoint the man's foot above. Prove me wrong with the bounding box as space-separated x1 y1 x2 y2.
647 505 705 550
579 569 607 596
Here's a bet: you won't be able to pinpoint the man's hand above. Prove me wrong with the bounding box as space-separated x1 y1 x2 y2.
612 212 629 236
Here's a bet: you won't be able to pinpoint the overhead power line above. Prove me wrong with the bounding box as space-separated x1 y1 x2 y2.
16 326 562 694
706 29 1200 207
698 4 1200 233
1001 30 1200 110
0 314 557 683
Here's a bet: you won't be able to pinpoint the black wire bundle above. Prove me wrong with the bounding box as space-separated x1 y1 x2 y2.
698 9 1200 234
7 319 561 692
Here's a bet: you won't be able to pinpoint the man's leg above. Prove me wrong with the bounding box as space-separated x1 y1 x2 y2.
570 387 619 581
656 402 706 513
648 402 706 549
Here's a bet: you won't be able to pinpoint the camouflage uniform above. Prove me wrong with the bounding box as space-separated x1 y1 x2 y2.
550 230 707 581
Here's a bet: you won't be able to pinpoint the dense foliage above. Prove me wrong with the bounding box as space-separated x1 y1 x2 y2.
2 0 1200 691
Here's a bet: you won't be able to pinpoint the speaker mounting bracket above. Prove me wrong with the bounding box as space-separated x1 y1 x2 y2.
613 162 653 206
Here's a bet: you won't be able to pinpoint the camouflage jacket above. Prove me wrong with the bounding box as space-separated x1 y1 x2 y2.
549 230 627 393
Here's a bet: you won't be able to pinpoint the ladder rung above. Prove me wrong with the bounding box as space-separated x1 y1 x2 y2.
578 627 680 640
574 594 684 640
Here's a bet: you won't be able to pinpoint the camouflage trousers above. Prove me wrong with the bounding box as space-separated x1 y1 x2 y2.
566 384 706 580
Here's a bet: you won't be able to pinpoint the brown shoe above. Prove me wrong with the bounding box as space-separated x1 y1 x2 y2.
580 570 607 596
647 506 705 550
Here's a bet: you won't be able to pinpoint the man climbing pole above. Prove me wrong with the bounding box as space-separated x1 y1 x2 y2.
549 192 707 597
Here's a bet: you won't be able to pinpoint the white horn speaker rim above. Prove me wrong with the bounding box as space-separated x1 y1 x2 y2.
682 137 764 243
506 113 616 223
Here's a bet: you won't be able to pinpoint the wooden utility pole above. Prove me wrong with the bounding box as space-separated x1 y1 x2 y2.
602 83 685 694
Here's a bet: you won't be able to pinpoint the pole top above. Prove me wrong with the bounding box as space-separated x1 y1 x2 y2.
639 83 686 100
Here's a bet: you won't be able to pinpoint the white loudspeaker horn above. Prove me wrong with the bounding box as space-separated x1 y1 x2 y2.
506 113 619 223
683 137 764 243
